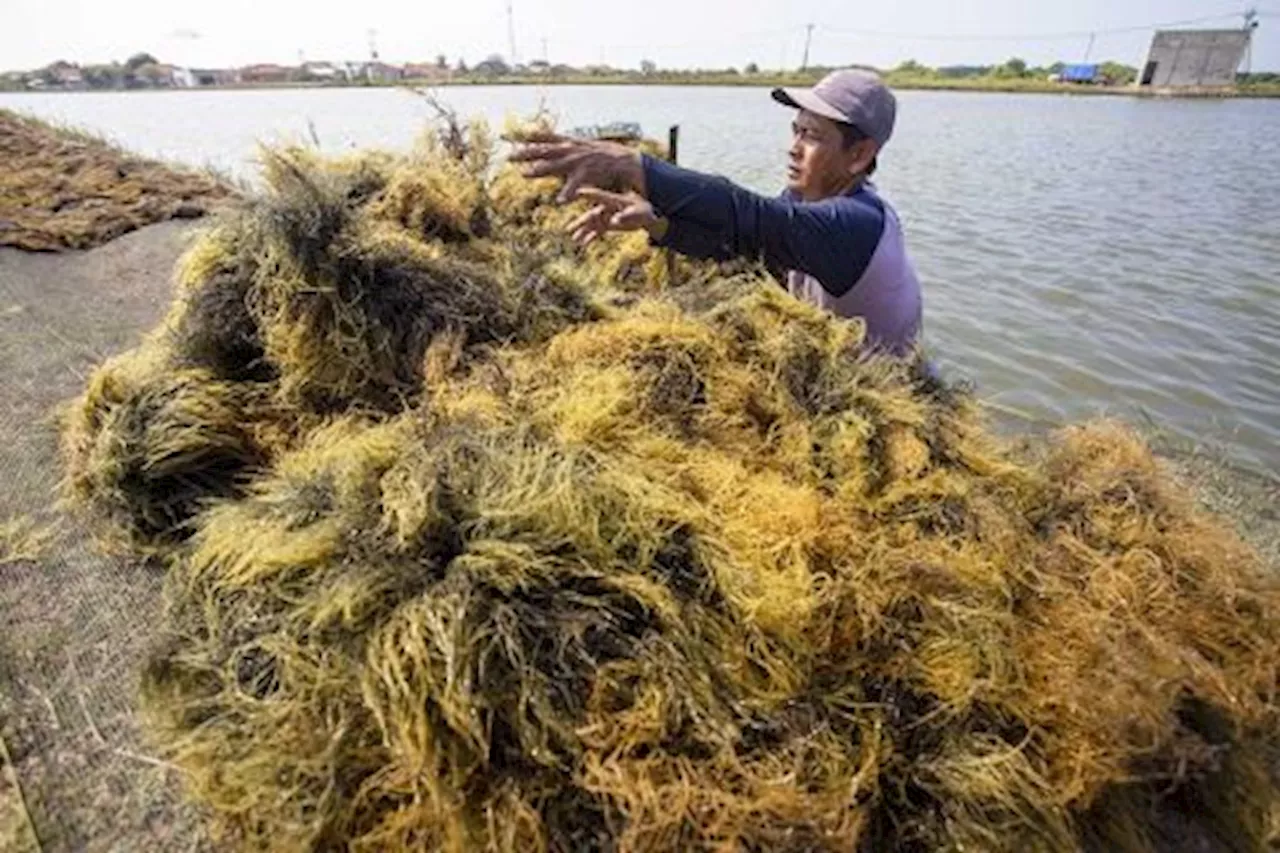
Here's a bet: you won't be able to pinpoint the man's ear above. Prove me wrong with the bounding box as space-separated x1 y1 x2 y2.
847 139 879 177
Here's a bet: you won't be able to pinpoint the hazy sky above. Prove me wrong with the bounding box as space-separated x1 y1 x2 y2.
6 0 1277 72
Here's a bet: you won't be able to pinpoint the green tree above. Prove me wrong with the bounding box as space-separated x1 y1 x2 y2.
894 59 930 76
125 52 159 71
435 54 448 69
83 63 123 89
993 57 1028 78
475 54 509 76
640 59 657 75
744 61 760 74
1099 61 1137 85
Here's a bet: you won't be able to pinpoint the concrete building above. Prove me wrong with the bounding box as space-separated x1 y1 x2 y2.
1137 29 1252 89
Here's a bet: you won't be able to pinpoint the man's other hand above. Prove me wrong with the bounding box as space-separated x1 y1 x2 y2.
509 136 646 203
567 189 665 246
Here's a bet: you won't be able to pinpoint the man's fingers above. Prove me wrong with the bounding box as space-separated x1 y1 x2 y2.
576 187 632 208
567 205 604 234
508 141 577 164
558 173 586 203
611 209 643 229
522 156 585 180
508 141 570 160
569 225 599 247
503 130 567 145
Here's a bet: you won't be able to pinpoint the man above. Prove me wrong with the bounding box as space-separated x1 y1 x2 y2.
512 69 924 356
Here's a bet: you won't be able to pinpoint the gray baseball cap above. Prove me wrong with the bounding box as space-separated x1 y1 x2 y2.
772 69 897 147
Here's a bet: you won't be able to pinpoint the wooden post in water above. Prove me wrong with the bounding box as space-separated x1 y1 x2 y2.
665 124 680 287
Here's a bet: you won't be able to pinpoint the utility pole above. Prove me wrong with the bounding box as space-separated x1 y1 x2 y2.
507 1 519 65
1243 7 1259 75
1083 32 1096 63
801 23 815 71
367 29 379 61
542 37 548 64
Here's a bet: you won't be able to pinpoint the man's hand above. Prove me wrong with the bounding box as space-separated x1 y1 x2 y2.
509 135 646 203
567 188 666 246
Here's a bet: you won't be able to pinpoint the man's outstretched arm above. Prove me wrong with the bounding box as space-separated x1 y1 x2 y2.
639 156 884 297
512 139 884 296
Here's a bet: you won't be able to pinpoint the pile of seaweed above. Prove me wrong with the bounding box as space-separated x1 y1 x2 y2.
60 120 1280 852
0 109 230 251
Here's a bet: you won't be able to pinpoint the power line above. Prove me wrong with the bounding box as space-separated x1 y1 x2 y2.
819 10 1249 43
537 9 1266 66
593 10 1254 57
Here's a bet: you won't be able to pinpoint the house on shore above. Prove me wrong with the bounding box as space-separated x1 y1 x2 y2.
240 64 295 85
302 62 347 83
366 62 404 83
190 68 240 86
403 63 450 81
46 62 85 89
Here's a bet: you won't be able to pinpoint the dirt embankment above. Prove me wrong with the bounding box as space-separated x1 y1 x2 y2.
0 222 211 852
0 109 231 252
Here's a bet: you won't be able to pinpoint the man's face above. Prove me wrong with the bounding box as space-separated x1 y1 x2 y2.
786 110 876 201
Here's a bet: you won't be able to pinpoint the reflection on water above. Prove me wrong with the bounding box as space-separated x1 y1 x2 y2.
4 86 1278 471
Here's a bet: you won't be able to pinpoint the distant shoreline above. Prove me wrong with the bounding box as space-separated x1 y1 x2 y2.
6 74 1280 100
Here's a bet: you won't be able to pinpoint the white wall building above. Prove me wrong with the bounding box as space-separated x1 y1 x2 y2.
1137 29 1252 89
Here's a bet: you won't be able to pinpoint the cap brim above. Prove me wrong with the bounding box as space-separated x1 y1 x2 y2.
771 87 848 124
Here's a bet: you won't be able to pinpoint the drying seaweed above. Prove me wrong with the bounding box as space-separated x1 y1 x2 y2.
0 109 230 251
59 344 278 552
0 515 55 566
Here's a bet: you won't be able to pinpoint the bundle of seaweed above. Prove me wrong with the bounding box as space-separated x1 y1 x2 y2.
0 109 230 251
59 118 1280 850
142 285 1280 850
58 343 280 553
175 143 600 412
61 129 603 551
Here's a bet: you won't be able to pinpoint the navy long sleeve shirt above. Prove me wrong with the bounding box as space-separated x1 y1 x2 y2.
641 154 886 298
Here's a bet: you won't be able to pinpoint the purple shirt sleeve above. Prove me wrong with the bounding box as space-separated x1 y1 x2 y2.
642 155 885 298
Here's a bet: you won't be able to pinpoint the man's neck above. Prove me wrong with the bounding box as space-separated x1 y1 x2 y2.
805 173 865 202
